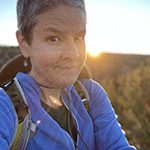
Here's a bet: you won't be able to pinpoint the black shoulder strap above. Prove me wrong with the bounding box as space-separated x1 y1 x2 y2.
74 80 90 112
2 79 36 150
3 79 28 123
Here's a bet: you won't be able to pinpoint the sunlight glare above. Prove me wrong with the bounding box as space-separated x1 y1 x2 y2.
87 49 102 57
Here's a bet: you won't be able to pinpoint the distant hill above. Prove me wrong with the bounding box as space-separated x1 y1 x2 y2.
87 53 150 81
0 46 150 81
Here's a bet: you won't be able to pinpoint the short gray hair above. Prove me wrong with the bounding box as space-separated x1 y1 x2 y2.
17 0 86 45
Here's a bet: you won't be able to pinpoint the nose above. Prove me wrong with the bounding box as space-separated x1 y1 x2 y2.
63 40 80 59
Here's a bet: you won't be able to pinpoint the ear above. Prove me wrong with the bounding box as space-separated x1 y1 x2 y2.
16 30 30 58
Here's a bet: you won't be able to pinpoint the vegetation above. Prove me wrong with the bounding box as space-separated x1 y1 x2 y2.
88 54 150 150
0 46 19 67
101 63 150 149
1 46 150 149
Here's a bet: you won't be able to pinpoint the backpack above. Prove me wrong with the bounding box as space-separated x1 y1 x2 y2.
0 54 91 150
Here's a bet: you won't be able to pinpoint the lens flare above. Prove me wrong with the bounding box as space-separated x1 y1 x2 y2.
87 49 102 57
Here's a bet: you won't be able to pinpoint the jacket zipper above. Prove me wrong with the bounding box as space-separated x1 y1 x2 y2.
61 90 80 150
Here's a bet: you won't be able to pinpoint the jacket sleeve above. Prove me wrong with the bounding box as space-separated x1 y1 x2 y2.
0 88 17 150
82 79 136 150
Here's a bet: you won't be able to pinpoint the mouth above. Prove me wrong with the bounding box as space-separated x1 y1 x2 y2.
57 65 78 70
54 62 79 70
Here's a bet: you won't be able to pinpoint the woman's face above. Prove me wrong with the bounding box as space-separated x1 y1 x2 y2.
21 5 86 88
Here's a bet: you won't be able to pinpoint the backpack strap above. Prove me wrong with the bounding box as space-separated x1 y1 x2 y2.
3 78 36 150
3 79 28 123
17 114 36 150
74 80 90 112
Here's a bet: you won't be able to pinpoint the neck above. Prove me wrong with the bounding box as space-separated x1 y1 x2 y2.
40 86 63 109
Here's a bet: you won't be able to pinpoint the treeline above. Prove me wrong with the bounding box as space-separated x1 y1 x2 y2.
101 58 150 150
0 46 19 67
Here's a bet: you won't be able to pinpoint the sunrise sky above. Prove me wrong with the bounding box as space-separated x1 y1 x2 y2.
0 0 150 56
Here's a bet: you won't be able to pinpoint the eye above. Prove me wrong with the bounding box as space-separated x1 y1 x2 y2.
48 36 59 42
75 35 85 41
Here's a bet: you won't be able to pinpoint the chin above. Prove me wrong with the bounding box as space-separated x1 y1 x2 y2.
61 74 79 86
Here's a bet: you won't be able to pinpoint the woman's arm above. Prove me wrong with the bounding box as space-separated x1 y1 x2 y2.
0 88 17 149
82 79 136 150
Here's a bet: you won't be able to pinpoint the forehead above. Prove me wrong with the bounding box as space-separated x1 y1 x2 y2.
34 5 86 34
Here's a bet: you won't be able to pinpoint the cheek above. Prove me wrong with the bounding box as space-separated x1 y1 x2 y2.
30 52 60 69
79 45 87 61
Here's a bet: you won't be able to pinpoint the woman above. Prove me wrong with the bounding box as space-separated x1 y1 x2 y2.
0 0 136 149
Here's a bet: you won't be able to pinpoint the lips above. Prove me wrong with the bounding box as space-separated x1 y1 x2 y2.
58 64 78 70
54 61 79 70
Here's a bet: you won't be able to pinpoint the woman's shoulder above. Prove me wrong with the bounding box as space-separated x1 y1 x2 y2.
0 87 15 113
0 87 17 147
78 79 109 109
0 87 10 104
80 79 107 97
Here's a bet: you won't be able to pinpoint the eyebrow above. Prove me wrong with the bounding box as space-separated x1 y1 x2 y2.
44 27 66 34
44 27 86 36
76 30 86 36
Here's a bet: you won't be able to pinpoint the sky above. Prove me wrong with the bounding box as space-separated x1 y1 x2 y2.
0 0 150 56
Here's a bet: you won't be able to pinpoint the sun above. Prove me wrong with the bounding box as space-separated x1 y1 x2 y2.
87 49 102 57
85 36 102 57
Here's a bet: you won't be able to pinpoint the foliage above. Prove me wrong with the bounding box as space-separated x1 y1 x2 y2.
0 46 19 68
101 61 150 150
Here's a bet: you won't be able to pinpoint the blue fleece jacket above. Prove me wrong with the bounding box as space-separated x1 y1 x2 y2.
0 72 136 150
